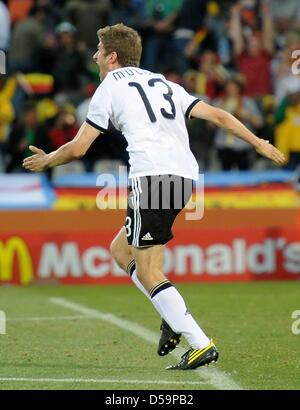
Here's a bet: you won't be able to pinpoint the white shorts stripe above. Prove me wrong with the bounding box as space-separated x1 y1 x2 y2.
132 178 138 246
136 177 142 246
131 177 142 246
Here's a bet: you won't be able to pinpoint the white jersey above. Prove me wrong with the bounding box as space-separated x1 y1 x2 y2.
86 67 200 180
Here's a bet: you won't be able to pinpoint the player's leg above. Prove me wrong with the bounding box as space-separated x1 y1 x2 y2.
131 244 218 369
110 226 149 298
111 226 179 353
127 243 180 355
129 244 165 292
130 243 207 342
126 175 218 368
110 227 132 272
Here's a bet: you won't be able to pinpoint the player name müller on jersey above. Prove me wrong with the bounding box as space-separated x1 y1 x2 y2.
86 67 200 180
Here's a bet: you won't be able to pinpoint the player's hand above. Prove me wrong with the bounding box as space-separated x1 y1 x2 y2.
255 139 286 166
22 145 48 172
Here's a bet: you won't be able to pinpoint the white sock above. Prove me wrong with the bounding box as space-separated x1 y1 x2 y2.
151 282 210 349
131 269 150 299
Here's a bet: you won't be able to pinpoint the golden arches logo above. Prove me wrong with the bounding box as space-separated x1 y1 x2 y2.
0 237 33 285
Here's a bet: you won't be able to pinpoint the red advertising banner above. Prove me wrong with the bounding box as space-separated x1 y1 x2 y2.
0 228 299 285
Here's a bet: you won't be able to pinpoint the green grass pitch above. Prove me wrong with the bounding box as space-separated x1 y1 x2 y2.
0 282 299 390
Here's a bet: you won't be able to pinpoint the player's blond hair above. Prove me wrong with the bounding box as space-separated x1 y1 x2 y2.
97 24 142 68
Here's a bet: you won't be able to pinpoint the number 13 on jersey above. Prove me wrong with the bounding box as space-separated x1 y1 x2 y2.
129 78 176 123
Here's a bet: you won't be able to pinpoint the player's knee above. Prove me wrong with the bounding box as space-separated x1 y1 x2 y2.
110 239 128 268
110 239 121 263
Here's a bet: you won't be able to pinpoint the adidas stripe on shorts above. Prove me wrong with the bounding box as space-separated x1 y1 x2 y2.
125 175 193 247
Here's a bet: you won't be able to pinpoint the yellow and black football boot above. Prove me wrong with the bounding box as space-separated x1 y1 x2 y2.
166 339 218 370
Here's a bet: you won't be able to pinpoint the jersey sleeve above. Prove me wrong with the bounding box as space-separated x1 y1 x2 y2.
86 81 112 132
175 84 201 119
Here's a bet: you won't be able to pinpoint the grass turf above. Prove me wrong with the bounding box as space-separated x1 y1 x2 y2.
0 282 299 390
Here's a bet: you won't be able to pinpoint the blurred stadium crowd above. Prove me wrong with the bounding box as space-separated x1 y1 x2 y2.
0 0 300 178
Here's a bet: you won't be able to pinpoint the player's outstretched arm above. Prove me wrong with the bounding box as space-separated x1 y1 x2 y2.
190 101 286 166
23 122 101 172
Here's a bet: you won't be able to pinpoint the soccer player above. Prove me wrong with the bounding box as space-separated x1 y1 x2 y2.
23 24 286 370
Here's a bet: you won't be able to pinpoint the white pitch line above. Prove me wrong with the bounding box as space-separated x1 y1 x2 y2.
0 377 205 386
50 297 243 390
7 315 97 322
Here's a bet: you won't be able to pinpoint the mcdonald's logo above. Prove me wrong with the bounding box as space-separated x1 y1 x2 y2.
0 237 33 285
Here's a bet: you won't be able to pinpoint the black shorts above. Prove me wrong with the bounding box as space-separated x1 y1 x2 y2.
125 175 193 247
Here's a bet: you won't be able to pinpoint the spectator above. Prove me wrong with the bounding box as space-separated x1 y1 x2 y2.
190 50 230 100
43 94 79 152
229 0 274 98
173 0 207 73
213 78 263 170
183 25 217 69
66 0 111 51
205 1 233 67
5 101 46 172
182 69 212 170
0 76 15 142
275 91 300 170
50 21 89 102
8 4 48 73
0 75 16 170
258 94 276 146
142 0 183 71
76 82 97 124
